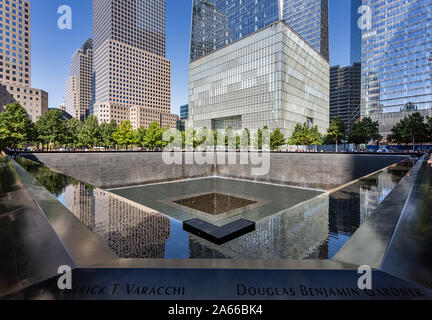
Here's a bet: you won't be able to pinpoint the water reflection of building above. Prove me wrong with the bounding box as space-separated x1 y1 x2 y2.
359 167 404 224
188 195 329 259
64 183 95 230
63 184 170 258
313 166 409 259
329 184 361 235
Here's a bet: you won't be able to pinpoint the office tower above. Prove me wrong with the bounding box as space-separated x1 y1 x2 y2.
350 0 362 64
65 76 78 119
283 0 329 61
188 20 330 136
190 0 329 62
0 0 48 122
330 63 361 132
176 104 188 131
65 39 93 121
361 0 432 136
180 104 188 120
92 0 177 129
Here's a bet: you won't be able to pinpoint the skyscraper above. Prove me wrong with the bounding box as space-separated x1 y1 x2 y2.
330 63 362 132
92 0 177 129
350 0 362 64
189 20 330 136
0 0 48 122
283 0 329 61
190 0 329 62
65 39 93 121
180 104 189 121
361 0 432 136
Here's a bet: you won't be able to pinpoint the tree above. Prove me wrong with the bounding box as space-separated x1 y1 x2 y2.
348 122 367 147
325 117 346 151
195 127 214 149
270 128 286 150
361 117 382 142
348 117 382 147
252 126 271 150
36 109 67 150
309 126 323 146
113 121 136 149
142 122 166 150
0 103 35 150
288 123 323 146
241 128 251 149
405 113 428 149
224 127 236 149
289 123 308 146
252 128 263 150
389 113 428 150
78 116 102 148
184 127 197 149
135 126 147 149
65 118 82 149
100 120 117 149
388 117 410 145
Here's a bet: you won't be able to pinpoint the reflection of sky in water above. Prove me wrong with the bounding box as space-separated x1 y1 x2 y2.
164 219 190 259
16 157 412 260
327 232 351 259
56 193 66 207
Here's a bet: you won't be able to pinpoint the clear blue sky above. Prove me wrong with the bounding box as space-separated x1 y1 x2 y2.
31 0 351 116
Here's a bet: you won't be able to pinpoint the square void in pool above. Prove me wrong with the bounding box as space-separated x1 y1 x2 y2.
109 177 323 226
173 193 257 215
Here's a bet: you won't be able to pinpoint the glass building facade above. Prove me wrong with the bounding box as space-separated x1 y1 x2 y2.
361 0 432 117
350 0 362 64
330 63 362 132
189 21 329 136
283 0 329 61
190 0 329 62
180 104 189 120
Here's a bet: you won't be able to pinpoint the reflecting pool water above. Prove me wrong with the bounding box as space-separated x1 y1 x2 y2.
16 157 412 260
174 193 257 215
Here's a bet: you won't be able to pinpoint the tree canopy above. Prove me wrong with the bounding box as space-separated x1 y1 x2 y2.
142 122 168 150
0 103 35 149
78 116 102 148
100 120 117 148
113 120 136 149
325 117 346 150
288 123 323 146
65 118 82 148
270 128 286 150
135 126 147 148
35 109 67 150
388 113 428 147
348 117 382 146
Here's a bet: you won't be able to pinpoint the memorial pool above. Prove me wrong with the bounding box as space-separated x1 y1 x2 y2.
15 157 412 260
